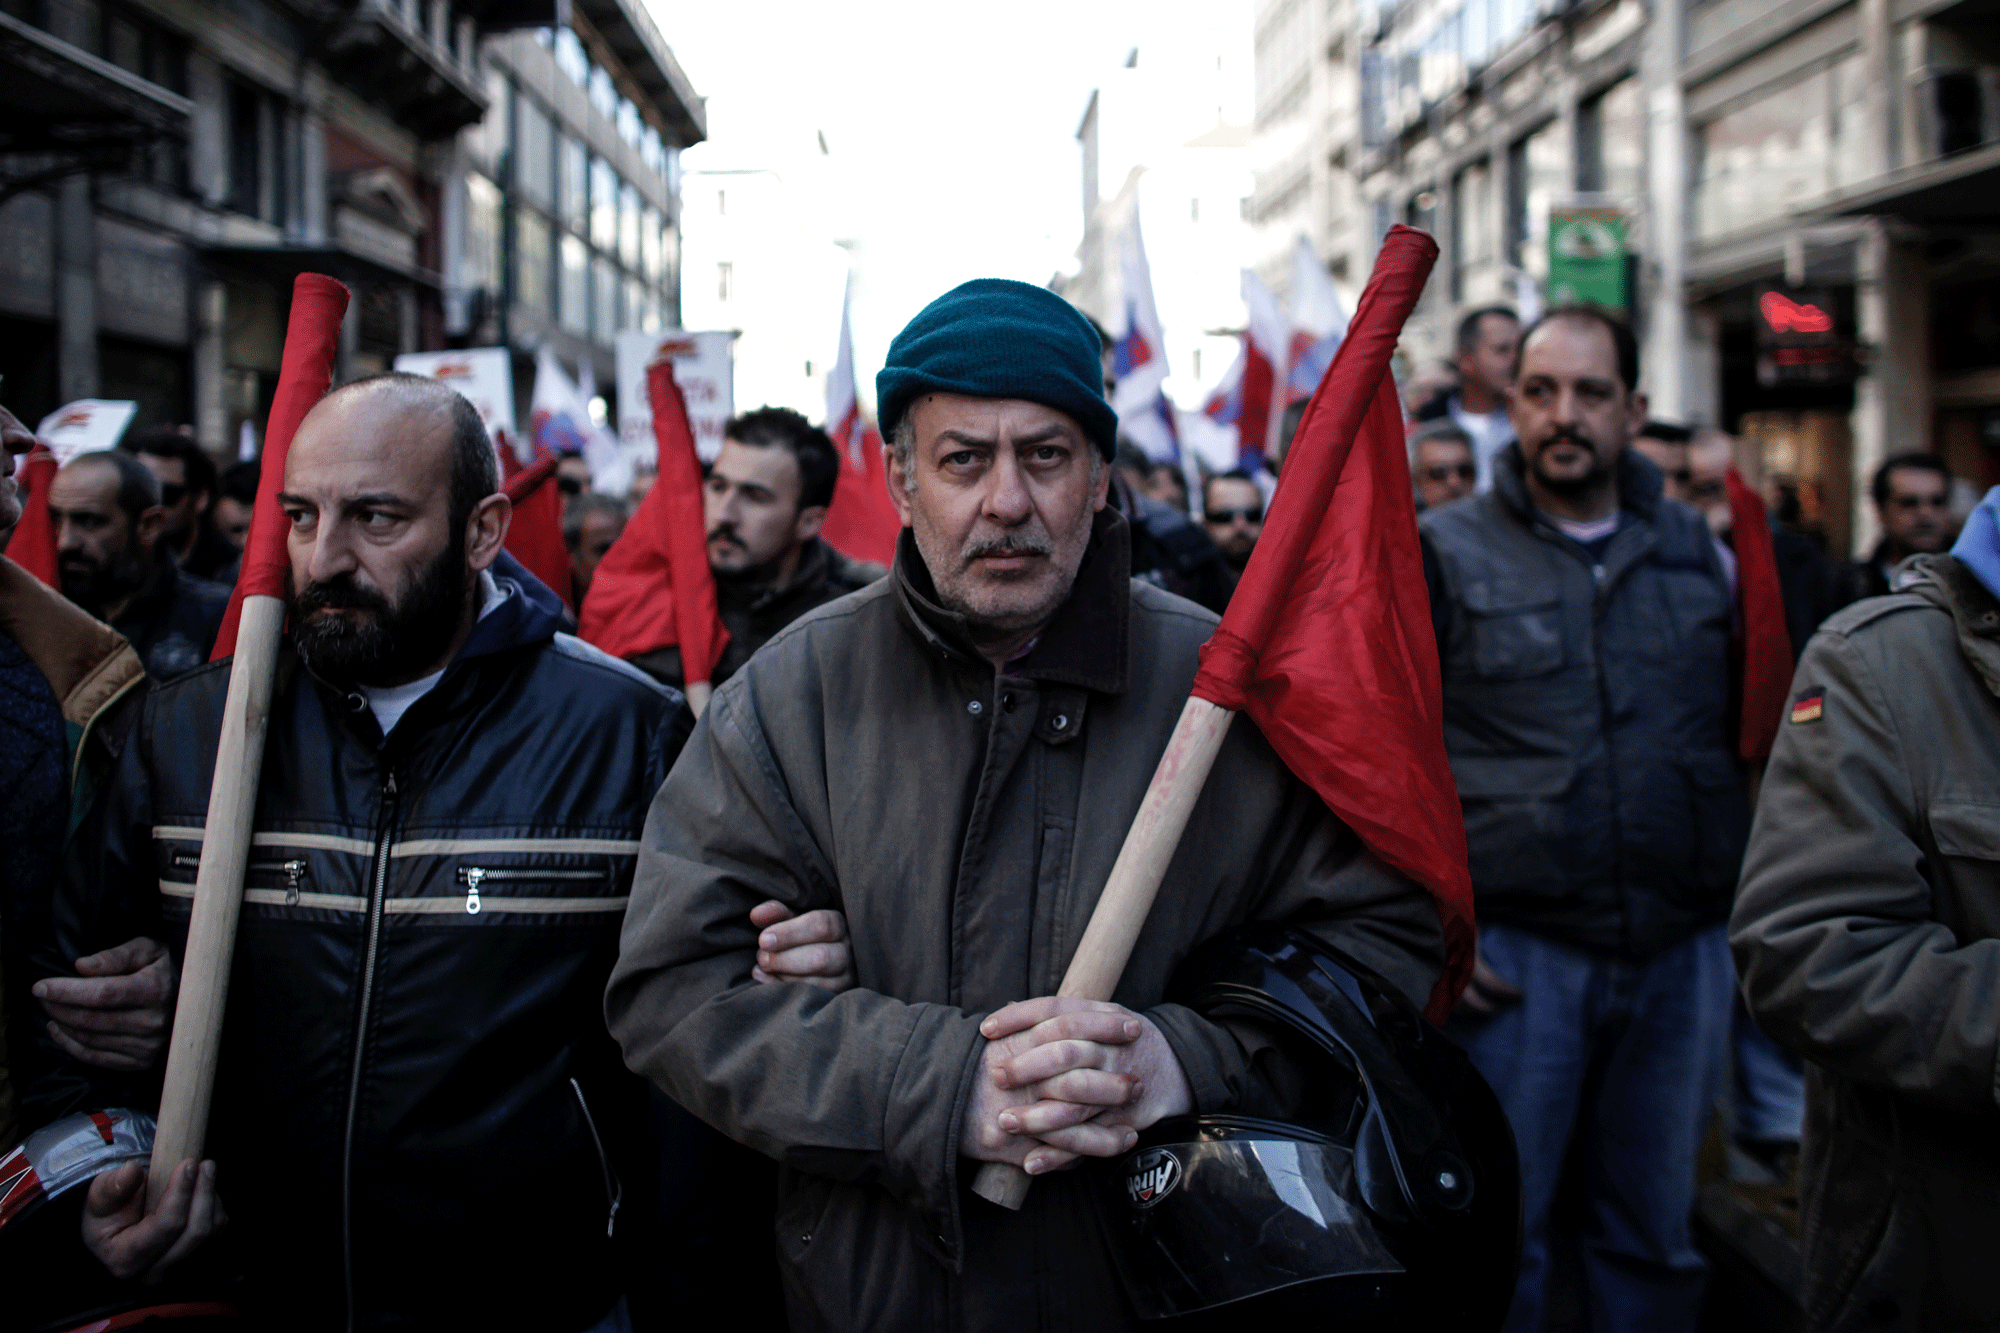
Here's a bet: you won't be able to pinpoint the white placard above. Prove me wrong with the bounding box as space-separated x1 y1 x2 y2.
394 348 517 443
37 400 138 465
615 330 736 464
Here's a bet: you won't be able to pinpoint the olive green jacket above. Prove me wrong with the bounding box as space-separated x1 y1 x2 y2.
606 513 1443 1332
1732 553 2000 1332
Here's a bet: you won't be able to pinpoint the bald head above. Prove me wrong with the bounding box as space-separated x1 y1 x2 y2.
278 373 510 688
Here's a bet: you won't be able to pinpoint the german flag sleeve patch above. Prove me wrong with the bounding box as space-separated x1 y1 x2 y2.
1790 689 1825 724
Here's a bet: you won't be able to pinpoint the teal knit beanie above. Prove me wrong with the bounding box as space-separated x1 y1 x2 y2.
875 279 1118 460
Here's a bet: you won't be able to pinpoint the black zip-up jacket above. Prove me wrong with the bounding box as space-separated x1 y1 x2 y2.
1420 445 1748 957
34 554 687 1330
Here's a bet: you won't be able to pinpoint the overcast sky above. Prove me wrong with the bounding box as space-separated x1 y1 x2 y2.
647 0 1248 403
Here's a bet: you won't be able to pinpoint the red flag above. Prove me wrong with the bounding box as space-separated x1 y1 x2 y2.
576 362 727 685
9 445 59 587
1189 225 1473 1024
818 279 902 567
820 422 899 567
1726 468 1793 762
501 449 573 612
212 274 350 659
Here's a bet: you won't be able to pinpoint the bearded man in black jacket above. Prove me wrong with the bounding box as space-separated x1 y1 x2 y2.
25 374 706 1329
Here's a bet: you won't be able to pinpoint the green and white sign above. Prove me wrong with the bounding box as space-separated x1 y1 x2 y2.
1547 208 1628 311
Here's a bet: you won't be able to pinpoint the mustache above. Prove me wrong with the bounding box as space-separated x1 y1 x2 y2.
1535 428 1597 456
294 573 392 615
706 523 743 546
962 533 1053 563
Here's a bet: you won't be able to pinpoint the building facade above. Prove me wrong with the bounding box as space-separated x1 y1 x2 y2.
1252 0 2000 559
0 0 699 455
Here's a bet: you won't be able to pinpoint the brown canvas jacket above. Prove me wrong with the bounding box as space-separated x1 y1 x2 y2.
0 556 144 1151
1732 553 2000 1331
606 511 1444 1333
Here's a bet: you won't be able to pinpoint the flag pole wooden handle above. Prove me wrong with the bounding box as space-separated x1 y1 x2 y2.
686 681 712 717
971 695 1236 1211
147 593 285 1204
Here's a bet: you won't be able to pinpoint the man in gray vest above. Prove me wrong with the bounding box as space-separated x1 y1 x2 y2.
1419 308 1748 1333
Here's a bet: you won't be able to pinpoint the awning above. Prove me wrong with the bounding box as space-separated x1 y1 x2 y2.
0 11 191 199
196 243 441 291
1822 141 2000 227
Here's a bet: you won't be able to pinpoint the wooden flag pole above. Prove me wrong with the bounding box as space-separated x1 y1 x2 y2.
970 695 1236 1210
146 595 284 1203
686 681 712 717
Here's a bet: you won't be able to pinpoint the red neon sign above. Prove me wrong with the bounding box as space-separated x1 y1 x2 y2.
1760 291 1833 335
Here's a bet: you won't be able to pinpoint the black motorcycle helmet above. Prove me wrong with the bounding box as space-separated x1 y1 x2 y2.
1096 924 1520 1327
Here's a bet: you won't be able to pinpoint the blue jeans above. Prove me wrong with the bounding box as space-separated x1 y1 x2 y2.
1453 922 1734 1333
1732 996 1804 1144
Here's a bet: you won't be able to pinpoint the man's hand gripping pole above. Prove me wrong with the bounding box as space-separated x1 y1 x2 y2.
969 695 1235 1210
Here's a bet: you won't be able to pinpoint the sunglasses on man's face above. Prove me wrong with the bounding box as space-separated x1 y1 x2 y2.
1422 463 1476 483
1206 506 1263 525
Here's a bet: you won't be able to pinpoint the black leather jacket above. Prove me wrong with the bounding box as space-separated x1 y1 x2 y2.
35 554 687 1330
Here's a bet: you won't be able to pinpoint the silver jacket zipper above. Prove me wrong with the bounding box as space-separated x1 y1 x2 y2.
342 771 398 1333
454 865 605 915
171 853 308 904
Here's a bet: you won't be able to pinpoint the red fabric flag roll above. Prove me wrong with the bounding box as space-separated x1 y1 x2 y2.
1726 468 1793 762
10 445 59 587
820 423 900 568
500 448 574 612
577 361 727 687
211 273 350 659
1189 224 1475 1023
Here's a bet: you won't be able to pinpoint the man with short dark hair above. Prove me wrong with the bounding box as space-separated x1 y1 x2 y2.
607 278 1443 1330
1410 420 1477 510
563 492 628 606
1422 307 1746 1332
1418 306 1519 492
628 406 881 690
125 430 239 582
1848 452 1953 600
47 451 229 681
212 460 259 555
33 372 691 1328
1202 470 1263 577
1632 420 1694 503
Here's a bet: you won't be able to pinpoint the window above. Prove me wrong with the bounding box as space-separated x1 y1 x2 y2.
641 204 662 281
554 25 588 86
589 63 616 119
514 93 553 208
226 80 291 223
1451 159 1492 301
465 69 510 172
1695 58 1862 241
102 4 186 93
590 156 618 251
559 134 588 232
1578 78 1643 199
464 172 502 294
619 180 640 268
717 261 732 302
626 274 645 336
593 255 620 343
617 97 640 147
559 234 589 335
1507 120 1566 277
515 209 552 316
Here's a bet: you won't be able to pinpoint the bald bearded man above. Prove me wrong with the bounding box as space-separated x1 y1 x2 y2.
30 374 691 1329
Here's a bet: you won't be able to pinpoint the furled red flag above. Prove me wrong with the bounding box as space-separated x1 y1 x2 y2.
820 275 901 567
1190 225 1474 1023
9 445 59 587
1726 468 1793 761
211 274 350 659
500 446 573 612
577 361 727 695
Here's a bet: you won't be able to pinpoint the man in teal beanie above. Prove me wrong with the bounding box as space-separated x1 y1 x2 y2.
609 277 1441 1330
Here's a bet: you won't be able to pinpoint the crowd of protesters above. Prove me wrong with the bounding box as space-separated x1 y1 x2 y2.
0 276 1992 1333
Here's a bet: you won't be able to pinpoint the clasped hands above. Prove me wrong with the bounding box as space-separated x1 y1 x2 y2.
959 997 1192 1176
